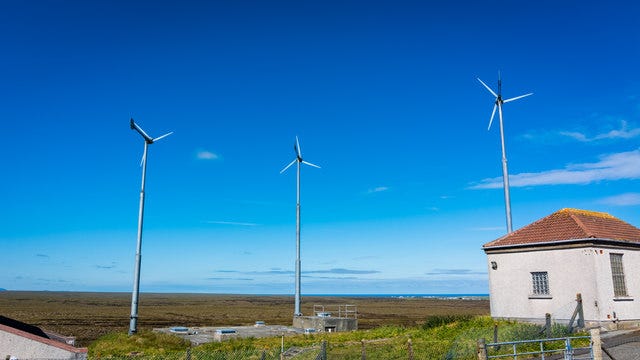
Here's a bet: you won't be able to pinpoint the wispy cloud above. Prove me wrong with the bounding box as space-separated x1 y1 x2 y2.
213 269 295 275
302 275 359 280
366 186 389 194
352 255 379 261
560 120 640 142
306 268 380 275
204 220 258 226
196 150 219 160
470 149 640 189
207 277 253 281
425 269 487 276
524 120 640 144
96 263 116 270
598 193 640 206
213 268 379 276
36 254 49 258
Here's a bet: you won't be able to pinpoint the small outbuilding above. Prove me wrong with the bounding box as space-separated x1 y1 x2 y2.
293 305 358 332
0 316 87 360
483 208 640 329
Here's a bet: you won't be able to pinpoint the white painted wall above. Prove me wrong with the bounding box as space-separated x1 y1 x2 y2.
486 246 640 324
0 327 87 360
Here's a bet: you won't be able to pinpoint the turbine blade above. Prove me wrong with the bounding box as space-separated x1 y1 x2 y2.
302 160 320 169
477 78 498 98
280 159 297 174
153 131 174 142
503 93 533 103
295 136 302 158
488 104 497 130
130 119 153 142
139 151 146 167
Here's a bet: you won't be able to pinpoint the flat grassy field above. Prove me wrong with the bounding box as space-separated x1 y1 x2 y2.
0 291 489 347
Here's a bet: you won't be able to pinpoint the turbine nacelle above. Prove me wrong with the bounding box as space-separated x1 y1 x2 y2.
130 118 173 166
280 136 321 173
130 118 173 144
477 76 532 130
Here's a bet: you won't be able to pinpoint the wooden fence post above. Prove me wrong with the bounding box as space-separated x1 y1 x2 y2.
361 339 366 360
477 338 487 360
591 328 603 360
322 340 327 360
545 313 552 338
577 293 585 328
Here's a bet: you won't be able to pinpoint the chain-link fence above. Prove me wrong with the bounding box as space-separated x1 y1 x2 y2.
86 337 463 360
91 348 281 360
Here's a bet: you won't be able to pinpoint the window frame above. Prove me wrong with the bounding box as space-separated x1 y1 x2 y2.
610 253 629 299
529 271 551 299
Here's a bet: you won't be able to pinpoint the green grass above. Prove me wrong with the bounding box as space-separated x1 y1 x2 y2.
89 331 190 357
89 316 589 359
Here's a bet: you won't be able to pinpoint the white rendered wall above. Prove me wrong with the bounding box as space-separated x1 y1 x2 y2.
486 246 640 323
0 327 87 360
592 247 640 323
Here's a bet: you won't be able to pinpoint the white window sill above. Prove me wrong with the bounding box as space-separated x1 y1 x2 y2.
529 295 552 299
613 297 634 302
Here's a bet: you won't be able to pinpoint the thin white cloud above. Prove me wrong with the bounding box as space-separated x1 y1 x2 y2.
524 120 640 144
598 193 640 206
196 150 219 160
204 220 258 226
470 149 640 189
366 186 389 194
425 269 487 276
561 120 640 142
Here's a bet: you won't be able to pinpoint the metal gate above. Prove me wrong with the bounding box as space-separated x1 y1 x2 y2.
484 336 593 359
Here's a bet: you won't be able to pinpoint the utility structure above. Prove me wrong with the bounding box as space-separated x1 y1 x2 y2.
477 73 532 233
128 118 172 335
280 136 320 316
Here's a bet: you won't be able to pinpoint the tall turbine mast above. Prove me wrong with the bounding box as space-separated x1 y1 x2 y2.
129 118 173 335
280 136 320 316
477 73 532 233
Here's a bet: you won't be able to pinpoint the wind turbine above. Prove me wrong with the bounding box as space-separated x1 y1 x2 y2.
128 118 173 335
280 136 320 316
477 73 532 234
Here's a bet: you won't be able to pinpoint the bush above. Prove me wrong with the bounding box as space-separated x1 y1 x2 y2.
422 314 475 329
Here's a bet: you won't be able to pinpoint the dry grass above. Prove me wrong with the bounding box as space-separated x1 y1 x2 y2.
0 291 489 347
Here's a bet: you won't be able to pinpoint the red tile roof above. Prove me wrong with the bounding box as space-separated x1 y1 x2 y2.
483 208 640 249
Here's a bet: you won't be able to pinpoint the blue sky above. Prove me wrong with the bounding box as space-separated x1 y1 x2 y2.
1 0 640 295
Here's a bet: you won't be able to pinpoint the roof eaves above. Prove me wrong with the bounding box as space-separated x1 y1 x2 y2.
482 237 640 251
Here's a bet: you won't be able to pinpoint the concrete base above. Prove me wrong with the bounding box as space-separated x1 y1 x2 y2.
293 316 357 332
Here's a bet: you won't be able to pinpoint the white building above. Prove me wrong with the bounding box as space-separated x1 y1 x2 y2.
483 208 640 329
0 316 87 359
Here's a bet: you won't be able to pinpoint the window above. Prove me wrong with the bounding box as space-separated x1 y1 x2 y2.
610 253 628 297
531 272 549 296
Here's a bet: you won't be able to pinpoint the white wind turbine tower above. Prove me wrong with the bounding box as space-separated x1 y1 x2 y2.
129 118 173 335
477 73 532 234
280 136 320 316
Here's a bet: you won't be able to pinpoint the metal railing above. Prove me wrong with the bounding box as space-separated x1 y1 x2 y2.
484 336 592 359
